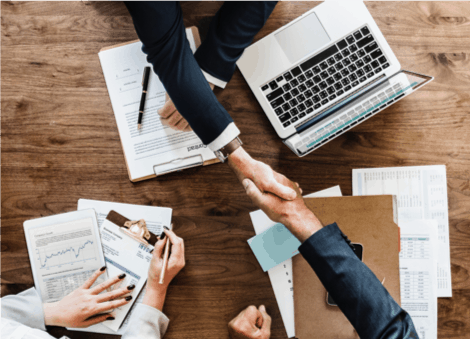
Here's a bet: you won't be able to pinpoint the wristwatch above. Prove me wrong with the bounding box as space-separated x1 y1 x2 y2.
214 137 243 163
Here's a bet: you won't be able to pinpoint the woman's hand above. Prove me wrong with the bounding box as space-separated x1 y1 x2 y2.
142 228 186 311
43 267 135 328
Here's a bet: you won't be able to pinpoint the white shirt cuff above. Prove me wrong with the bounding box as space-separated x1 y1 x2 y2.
201 70 227 89
208 123 240 152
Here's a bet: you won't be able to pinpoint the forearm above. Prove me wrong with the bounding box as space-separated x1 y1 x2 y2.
195 1 278 82
124 1 234 146
142 286 167 312
299 223 418 339
1 288 47 330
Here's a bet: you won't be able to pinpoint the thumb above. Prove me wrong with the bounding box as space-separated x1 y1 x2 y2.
243 179 263 204
259 305 272 332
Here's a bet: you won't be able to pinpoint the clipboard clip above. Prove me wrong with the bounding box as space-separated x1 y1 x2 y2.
153 154 203 177
122 219 151 246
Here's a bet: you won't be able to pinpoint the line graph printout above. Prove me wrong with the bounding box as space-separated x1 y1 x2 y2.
27 217 106 303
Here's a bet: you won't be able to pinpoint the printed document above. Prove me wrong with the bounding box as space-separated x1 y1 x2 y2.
72 199 172 334
249 186 342 338
23 210 107 304
98 28 216 181
352 165 452 297
99 217 153 332
399 220 438 339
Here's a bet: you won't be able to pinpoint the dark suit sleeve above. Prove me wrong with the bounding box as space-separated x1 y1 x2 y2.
299 223 419 339
124 2 233 145
194 1 277 83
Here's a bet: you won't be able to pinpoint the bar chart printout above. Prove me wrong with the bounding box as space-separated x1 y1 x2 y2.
29 218 105 303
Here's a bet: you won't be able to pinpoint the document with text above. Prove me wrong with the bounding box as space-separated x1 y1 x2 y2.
399 220 438 339
70 199 172 334
352 165 452 297
24 210 107 304
98 28 217 181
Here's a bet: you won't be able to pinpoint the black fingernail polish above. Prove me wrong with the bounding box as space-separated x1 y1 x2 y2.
160 232 166 240
127 284 135 290
125 296 133 301
119 273 126 279
100 266 106 271
107 317 115 321
150 249 154 254
164 226 170 231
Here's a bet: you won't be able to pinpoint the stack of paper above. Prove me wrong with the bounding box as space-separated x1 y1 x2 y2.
352 165 451 297
67 199 172 335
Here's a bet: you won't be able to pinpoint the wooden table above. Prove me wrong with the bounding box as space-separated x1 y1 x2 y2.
2 2 469 338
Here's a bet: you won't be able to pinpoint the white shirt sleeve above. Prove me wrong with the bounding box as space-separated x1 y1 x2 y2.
207 123 241 152
201 70 227 89
120 304 170 339
1 288 46 331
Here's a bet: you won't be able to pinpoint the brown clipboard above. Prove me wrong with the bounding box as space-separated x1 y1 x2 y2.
106 210 160 246
293 195 401 339
99 26 220 182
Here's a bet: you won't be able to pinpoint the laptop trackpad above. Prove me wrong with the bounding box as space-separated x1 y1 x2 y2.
275 12 331 64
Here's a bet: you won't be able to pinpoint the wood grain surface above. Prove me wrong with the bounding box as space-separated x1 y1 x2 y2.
2 2 470 339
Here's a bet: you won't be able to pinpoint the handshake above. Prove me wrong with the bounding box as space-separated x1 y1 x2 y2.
228 146 323 243
226 146 323 339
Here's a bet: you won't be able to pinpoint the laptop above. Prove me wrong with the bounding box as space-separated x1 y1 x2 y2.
237 0 433 156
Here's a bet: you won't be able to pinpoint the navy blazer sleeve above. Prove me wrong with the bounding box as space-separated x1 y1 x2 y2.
124 2 277 146
124 2 232 145
299 223 418 339
194 2 277 83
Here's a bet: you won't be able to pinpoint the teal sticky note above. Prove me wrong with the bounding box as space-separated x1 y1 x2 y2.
247 223 301 272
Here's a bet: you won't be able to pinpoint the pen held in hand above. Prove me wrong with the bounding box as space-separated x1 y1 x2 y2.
159 228 171 284
137 66 151 130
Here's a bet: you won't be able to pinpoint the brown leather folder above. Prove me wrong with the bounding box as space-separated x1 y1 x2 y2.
293 195 400 339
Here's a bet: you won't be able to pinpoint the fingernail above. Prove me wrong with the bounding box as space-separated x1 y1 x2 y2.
107 316 115 321
125 296 133 301
164 226 170 231
118 273 126 279
150 248 154 254
127 284 135 290
259 305 266 312
100 266 106 272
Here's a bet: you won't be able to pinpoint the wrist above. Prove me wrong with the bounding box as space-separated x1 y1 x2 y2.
43 302 61 327
143 285 168 311
228 146 251 165
285 209 323 242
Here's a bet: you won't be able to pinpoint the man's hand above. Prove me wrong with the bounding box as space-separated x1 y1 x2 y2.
243 175 323 242
158 84 215 132
228 147 297 201
228 305 271 339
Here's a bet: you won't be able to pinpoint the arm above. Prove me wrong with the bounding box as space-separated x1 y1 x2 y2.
299 224 418 339
194 1 278 84
122 228 185 339
1 269 134 330
1 287 47 330
124 2 235 147
242 178 418 339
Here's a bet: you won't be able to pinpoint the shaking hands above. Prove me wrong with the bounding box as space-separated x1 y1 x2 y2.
228 147 323 243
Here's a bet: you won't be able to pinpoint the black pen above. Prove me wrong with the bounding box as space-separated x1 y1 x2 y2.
138 66 151 130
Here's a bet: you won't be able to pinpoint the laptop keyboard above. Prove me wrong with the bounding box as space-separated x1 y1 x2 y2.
293 80 418 154
261 25 390 128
